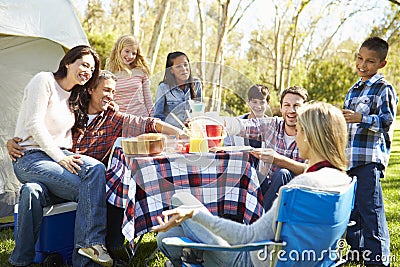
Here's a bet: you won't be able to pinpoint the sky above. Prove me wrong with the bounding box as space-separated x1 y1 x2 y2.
71 0 391 48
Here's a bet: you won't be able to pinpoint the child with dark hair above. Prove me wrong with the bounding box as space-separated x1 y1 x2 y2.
225 84 271 147
343 36 397 267
154 51 202 128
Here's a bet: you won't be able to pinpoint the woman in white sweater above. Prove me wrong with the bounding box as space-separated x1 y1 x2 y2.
10 46 113 267
153 102 352 267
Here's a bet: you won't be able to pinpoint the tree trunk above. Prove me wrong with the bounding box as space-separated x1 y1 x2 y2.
273 4 281 92
129 0 140 37
285 0 311 89
147 0 171 74
196 0 206 82
209 0 230 112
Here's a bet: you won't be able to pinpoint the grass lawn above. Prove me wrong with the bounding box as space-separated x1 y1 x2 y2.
1 117 399 267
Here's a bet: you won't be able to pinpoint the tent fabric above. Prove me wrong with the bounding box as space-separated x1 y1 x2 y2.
0 0 89 218
0 0 88 49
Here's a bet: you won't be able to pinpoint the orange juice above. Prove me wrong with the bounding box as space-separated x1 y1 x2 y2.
189 137 208 153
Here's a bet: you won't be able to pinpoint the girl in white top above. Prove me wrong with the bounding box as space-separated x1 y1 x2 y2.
11 46 113 267
154 102 352 267
105 35 153 116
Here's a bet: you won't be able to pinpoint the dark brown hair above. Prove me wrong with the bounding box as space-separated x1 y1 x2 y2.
161 51 197 99
73 70 118 133
59 45 101 132
361 36 389 62
280 86 308 106
248 84 270 103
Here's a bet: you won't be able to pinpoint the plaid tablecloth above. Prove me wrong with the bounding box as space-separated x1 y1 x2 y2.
106 147 264 247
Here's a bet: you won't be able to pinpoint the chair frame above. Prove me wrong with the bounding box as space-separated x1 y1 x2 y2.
162 177 357 267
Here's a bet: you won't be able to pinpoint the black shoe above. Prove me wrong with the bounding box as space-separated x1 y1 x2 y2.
109 245 132 264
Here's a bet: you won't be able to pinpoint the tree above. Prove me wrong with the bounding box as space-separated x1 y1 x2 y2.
147 0 171 74
196 0 206 82
130 0 140 37
371 4 400 112
87 32 117 66
387 0 400 5
299 56 356 107
82 0 105 33
248 0 378 95
204 0 256 111
109 0 130 33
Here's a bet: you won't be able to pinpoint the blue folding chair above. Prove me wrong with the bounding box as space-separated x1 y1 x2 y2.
163 177 357 267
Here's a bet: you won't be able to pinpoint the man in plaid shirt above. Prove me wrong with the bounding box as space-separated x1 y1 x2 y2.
7 70 183 265
223 86 309 211
343 37 397 267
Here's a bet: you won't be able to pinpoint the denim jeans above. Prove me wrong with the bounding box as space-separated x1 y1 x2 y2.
346 163 390 266
10 149 107 267
157 193 252 266
262 168 295 211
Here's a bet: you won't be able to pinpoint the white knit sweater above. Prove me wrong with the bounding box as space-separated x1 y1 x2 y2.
14 72 75 162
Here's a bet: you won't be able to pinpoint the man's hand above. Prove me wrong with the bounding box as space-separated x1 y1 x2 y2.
6 137 25 161
152 207 195 232
177 129 190 140
342 109 362 123
108 100 120 112
58 155 83 175
251 148 275 164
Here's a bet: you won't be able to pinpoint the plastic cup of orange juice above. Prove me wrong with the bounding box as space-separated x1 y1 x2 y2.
189 137 208 153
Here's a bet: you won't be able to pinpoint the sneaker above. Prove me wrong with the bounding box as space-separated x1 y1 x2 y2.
78 244 113 267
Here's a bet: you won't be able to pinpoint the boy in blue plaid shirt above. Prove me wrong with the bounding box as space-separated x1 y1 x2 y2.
343 37 397 267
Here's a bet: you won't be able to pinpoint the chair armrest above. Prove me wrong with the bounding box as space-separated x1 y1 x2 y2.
162 237 286 252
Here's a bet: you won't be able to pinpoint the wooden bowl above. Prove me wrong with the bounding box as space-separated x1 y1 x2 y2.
121 133 165 155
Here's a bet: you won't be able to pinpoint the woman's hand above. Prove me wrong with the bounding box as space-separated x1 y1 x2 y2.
58 155 83 175
6 137 25 161
251 148 275 164
152 207 195 232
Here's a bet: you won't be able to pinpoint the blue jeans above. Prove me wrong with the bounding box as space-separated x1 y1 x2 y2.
157 193 252 266
262 168 295 211
10 149 107 267
346 163 390 266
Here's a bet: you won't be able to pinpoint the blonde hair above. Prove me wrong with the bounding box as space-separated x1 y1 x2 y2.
105 35 150 76
297 102 348 172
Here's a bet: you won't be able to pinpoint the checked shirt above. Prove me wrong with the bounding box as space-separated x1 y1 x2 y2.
237 116 304 177
343 73 398 171
71 109 157 165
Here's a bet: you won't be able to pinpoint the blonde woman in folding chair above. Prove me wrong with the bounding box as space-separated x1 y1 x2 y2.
153 102 353 267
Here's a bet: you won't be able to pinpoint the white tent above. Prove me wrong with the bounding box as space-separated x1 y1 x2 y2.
0 0 89 222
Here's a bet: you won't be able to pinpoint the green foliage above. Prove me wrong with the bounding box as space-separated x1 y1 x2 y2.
87 32 117 67
221 88 248 116
370 5 400 114
301 57 357 107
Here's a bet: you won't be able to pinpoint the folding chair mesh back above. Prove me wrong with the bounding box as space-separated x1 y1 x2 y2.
272 178 357 267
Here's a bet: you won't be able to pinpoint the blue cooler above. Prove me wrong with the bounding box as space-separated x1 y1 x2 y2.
14 201 77 265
